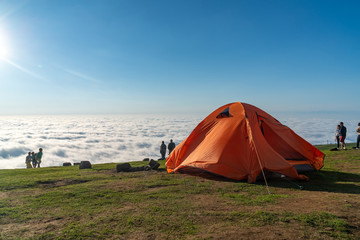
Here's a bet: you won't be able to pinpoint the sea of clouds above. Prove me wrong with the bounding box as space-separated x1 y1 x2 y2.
0 114 359 169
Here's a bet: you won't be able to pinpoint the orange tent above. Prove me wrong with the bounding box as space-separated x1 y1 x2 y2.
166 102 325 183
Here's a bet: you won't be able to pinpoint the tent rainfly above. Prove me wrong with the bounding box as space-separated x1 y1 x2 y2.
166 102 325 183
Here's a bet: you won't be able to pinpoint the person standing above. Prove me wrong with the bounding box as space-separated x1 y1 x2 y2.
335 125 341 149
31 152 37 168
160 141 166 160
36 148 43 168
339 122 347 150
168 139 176 155
356 122 360 149
25 152 32 168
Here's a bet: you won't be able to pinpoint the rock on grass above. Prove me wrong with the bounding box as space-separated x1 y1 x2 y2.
79 161 92 169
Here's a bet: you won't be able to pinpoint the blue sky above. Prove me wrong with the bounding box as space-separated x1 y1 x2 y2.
0 0 359 115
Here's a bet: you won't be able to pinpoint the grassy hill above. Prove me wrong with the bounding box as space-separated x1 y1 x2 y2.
0 144 359 239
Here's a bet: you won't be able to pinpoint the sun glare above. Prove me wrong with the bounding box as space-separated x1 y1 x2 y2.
0 45 9 57
0 28 11 58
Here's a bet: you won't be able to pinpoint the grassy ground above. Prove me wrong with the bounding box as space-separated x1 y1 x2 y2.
0 144 359 239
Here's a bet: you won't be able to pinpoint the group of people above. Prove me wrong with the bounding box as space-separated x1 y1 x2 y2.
25 148 43 168
335 122 360 150
160 139 176 160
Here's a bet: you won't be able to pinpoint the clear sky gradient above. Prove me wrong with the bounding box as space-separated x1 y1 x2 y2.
0 0 359 115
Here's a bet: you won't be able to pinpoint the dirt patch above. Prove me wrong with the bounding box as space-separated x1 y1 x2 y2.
0 192 8 200
143 185 172 194
265 191 340 213
36 179 90 188
125 231 166 240
0 216 67 239
191 223 313 240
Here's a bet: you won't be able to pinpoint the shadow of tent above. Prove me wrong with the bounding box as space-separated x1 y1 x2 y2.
263 170 360 194
176 168 360 194
153 167 167 172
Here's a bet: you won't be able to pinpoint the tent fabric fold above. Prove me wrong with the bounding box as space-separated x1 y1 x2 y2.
166 102 325 182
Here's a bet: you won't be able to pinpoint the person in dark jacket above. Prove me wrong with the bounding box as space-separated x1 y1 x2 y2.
168 139 175 155
356 122 360 149
31 152 37 168
335 125 341 149
160 141 166 160
339 122 347 150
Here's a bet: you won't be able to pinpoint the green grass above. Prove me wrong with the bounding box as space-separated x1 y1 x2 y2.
222 193 289 205
0 148 359 239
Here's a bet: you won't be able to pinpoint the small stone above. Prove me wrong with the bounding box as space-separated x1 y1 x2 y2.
116 163 131 172
129 166 152 172
149 159 160 170
129 166 141 172
63 162 72 166
143 158 150 161
79 161 92 169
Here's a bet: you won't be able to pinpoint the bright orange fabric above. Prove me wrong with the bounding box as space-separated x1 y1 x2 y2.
166 102 325 182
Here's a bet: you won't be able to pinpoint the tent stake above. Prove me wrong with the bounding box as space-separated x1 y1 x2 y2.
284 177 303 190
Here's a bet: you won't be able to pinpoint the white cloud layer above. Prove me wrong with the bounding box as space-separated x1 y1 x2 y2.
0 114 358 169
0 115 201 169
